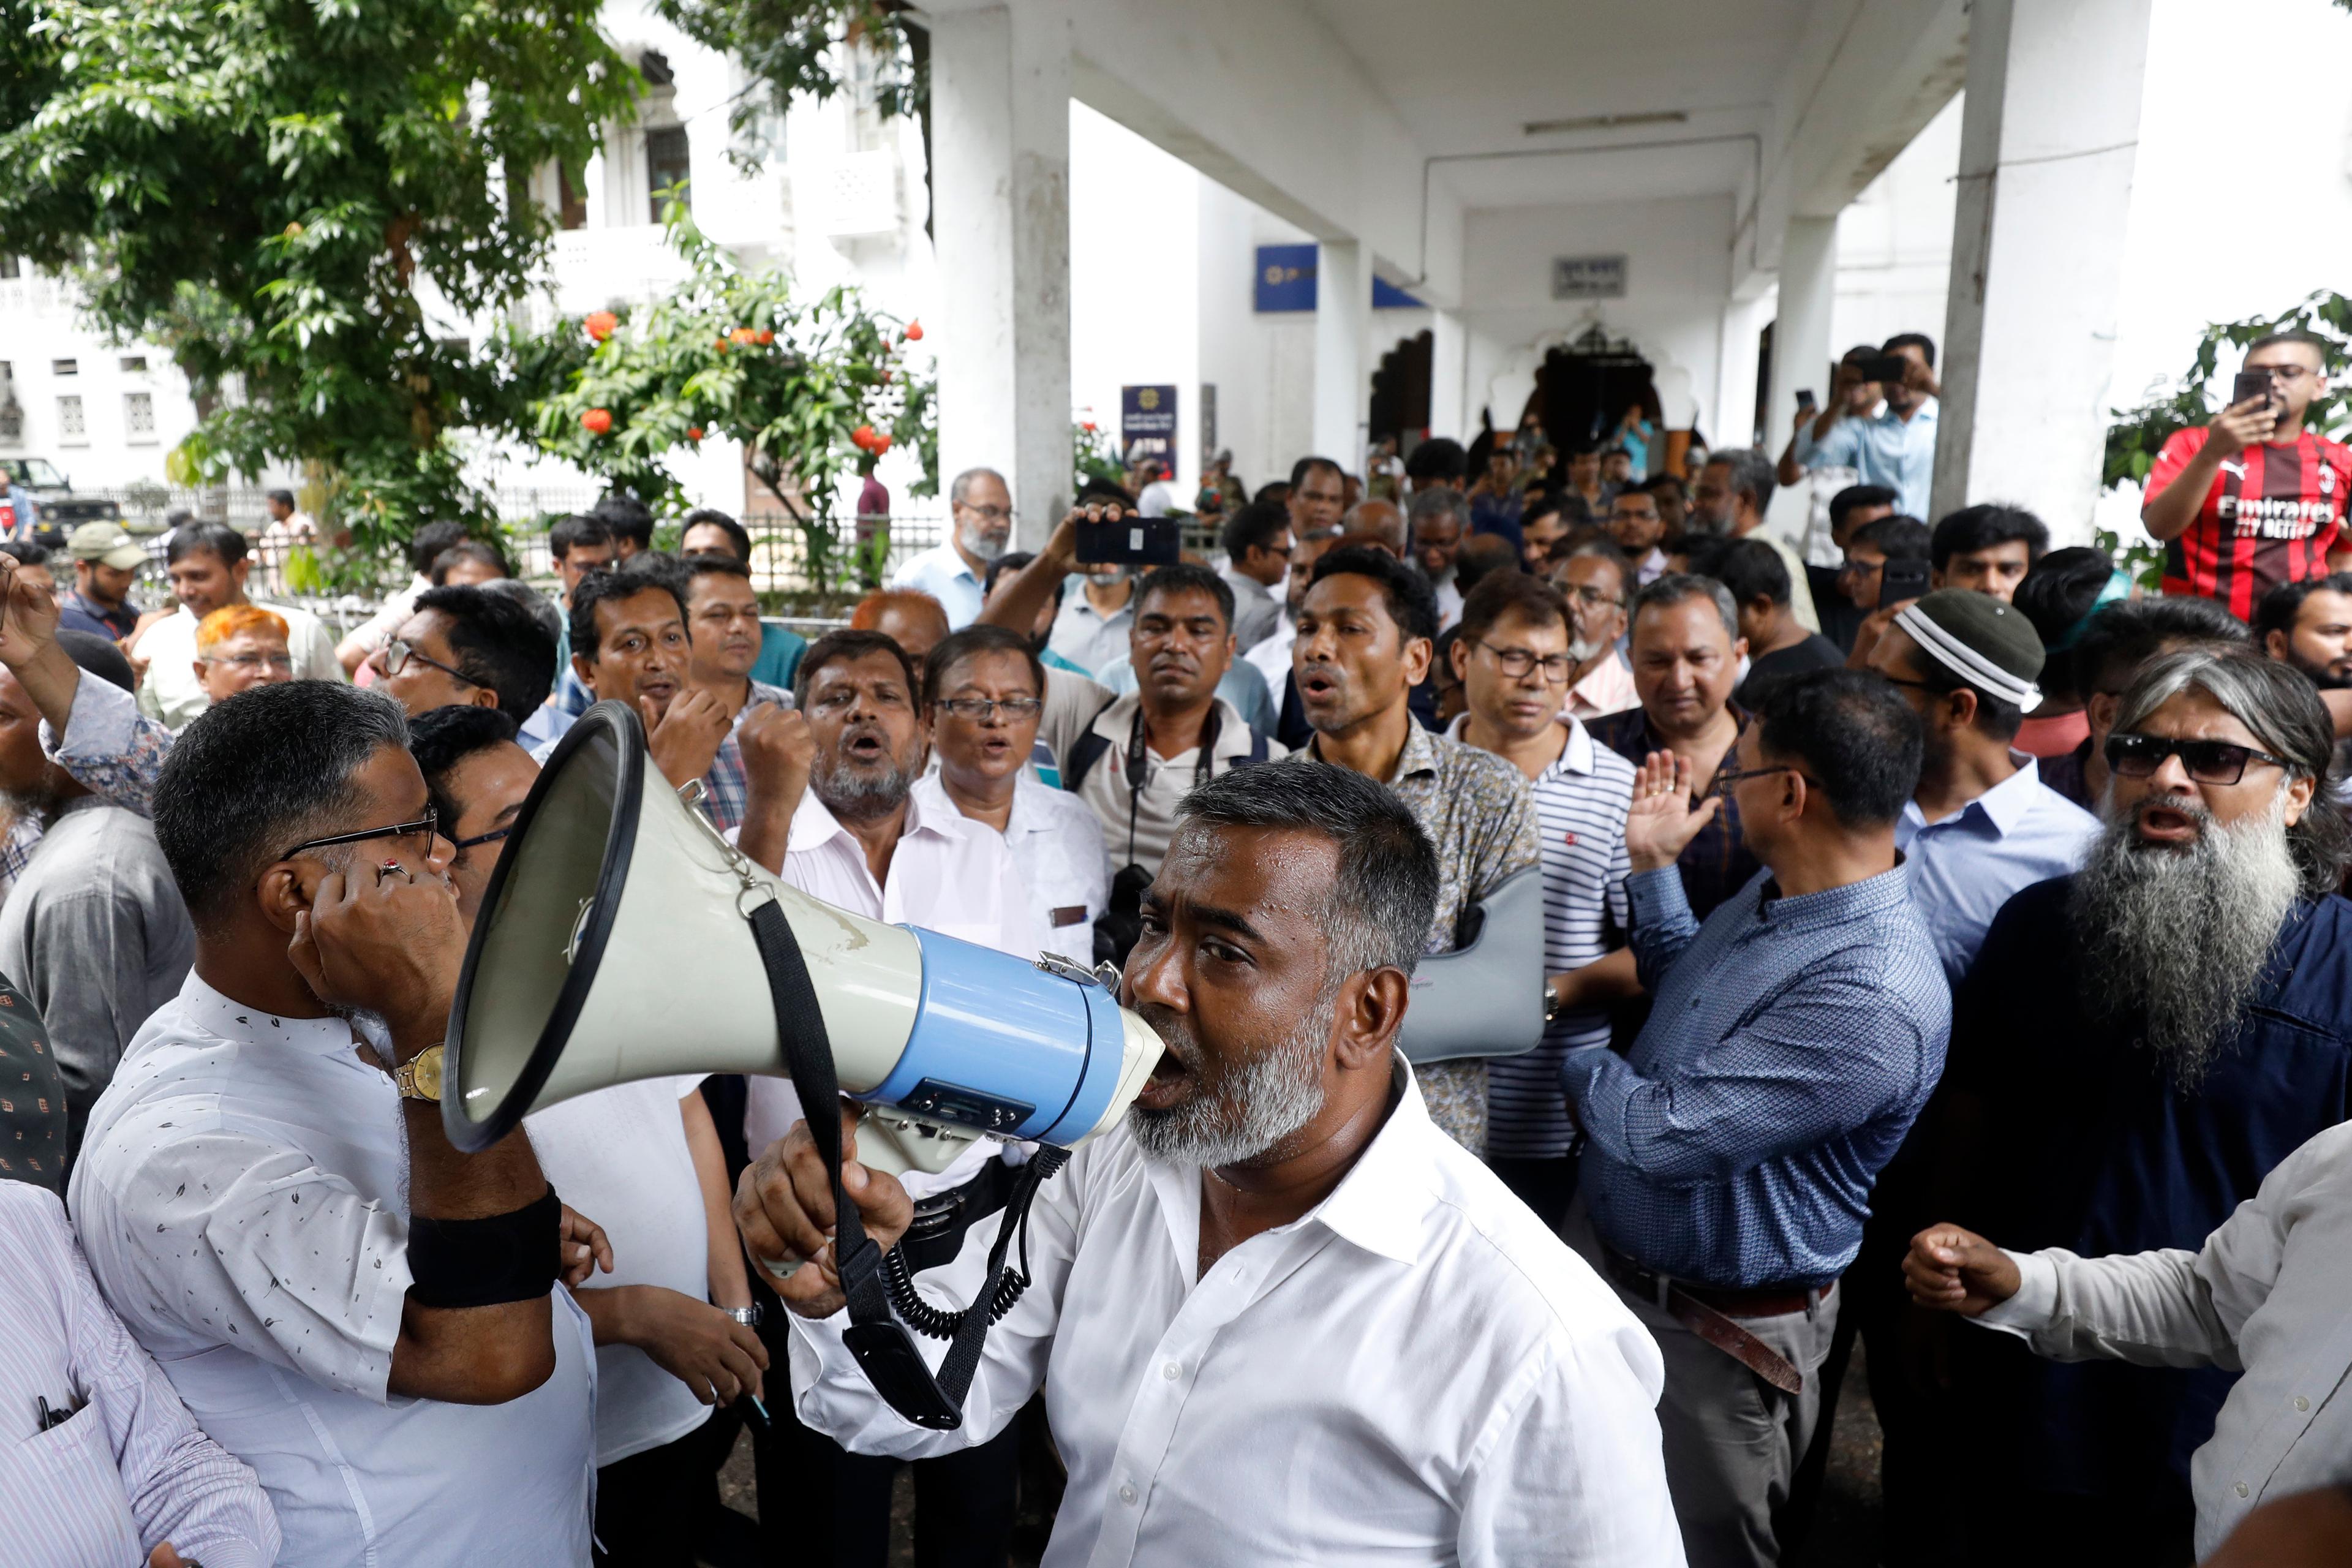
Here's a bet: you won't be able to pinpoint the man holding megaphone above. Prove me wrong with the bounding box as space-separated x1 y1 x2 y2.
733 764 1683 1566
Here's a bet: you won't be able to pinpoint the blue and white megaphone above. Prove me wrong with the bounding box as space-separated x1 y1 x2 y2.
442 701 1164 1178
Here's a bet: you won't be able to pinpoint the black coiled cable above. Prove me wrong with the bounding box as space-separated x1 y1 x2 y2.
881 1144 1071 1340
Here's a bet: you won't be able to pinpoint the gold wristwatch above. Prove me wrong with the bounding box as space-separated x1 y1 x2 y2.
394 1043 446 1103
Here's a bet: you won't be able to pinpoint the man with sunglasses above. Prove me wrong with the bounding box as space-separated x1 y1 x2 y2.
1926 649 2352 1566
1562 668 1947 1568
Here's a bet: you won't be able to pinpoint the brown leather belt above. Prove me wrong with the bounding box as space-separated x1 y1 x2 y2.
1600 1244 1831 1396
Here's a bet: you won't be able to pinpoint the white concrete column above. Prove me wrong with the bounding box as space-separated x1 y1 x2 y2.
1932 0 2150 541
930 2 1072 548
1313 239 1369 467
1767 216 1839 461
1427 309 1468 445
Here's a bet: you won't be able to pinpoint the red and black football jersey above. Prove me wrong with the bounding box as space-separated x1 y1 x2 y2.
2154 428 2352 619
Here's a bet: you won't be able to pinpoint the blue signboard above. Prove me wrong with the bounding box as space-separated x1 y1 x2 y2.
1373 277 1425 310
1255 244 1317 312
1120 384 1178 472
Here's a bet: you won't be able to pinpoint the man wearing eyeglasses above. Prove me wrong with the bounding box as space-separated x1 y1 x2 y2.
1921 649 2352 1566
2145 331 2352 620
682 554 796 836
888 467 1014 630
1550 541 1640 721
190 605 296 707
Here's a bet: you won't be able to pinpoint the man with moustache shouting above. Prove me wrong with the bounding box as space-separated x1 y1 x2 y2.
1923 649 2352 1567
734 764 1686 1566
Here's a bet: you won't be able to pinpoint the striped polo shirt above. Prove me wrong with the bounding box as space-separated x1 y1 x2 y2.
1449 715 1635 1161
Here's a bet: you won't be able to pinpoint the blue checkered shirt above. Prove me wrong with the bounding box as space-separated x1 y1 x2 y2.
697 682 795 835
1562 860 1950 1288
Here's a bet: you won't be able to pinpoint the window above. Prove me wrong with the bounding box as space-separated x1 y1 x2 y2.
645 126 691 222
124 391 156 443
51 358 77 377
56 394 86 445
119 355 148 374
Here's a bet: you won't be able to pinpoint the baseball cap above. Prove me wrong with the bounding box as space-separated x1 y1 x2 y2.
68 523 148 571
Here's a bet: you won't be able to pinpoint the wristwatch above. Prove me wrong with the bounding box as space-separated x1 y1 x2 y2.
393 1043 445 1103
722 1303 763 1329
1542 981 1564 1025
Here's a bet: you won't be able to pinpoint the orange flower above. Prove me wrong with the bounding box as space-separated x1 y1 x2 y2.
687 425 704 442
851 424 877 451
581 408 613 435
730 326 758 345
715 337 729 353
754 328 774 345
903 320 924 342
871 432 894 454
584 311 617 342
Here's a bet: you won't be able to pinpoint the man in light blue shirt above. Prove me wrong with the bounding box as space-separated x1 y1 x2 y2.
1793 333 1940 520
1865 590 2097 981
886 466 1012 628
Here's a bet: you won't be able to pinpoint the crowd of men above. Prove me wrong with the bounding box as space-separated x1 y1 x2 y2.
5 325 2352 1567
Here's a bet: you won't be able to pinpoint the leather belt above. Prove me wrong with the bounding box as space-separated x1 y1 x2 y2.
1600 1244 1831 1396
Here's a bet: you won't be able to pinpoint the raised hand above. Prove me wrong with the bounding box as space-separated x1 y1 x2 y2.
1623 750 1719 873
2206 393 2279 461
645 687 732 790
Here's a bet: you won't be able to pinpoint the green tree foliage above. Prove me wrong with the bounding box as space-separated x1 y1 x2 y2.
2103 290 2352 491
1074 417 1125 494
0 0 635 562
532 198 933 590
652 0 918 159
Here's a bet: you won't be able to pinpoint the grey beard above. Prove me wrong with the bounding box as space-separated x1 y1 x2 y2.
1126 993 1330 1168
812 753 912 822
1569 632 1607 663
2072 796 2302 1087
957 522 1008 565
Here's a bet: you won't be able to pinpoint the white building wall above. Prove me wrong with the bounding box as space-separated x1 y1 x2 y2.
0 270 201 498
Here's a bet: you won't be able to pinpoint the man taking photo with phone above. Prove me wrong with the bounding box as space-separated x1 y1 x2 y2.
2144 330 2352 619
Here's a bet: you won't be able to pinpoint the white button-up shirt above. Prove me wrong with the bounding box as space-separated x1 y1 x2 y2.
913 772 1110 967
69 973 598 1566
888 543 986 630
786 1067 1685 1566
1975 1120 2352 1558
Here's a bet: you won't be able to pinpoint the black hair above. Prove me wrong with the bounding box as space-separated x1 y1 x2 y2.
1171 761 1439 977
922 624 1045 710
1641 472 1686 501
429 540 505 586
1931 503 2048 570
1755 668 1923 828
1850 514 1931 563
1404 437 1466 484
1289 456 1343 489
1306 544 1439 645
0 539 50 567
1136 562 1235 633
1883 331 1937 368
479 578 563 647
1079 476 1137 507
2015 548 2120 647
985 550 1065 611
549 513 614 562
56 629 135 693
680 508 753 562
1711 538 1793 609
1220 498 1292 564
2253 571 2352 648
1458 569 1570 644
1452 534 1520 599
1253 480 1292 507
589 493 655 551
409 704 523 834
409 521 470 578
1521 491 1566 528
2247 328 2329 361
155 682 412 930
412 584 559 719
266 489 296 510
1827 484 1899 532
682 551 753 588
2074 595 2251 697
166 521 248 568
567 558 687 665
795 628 921 709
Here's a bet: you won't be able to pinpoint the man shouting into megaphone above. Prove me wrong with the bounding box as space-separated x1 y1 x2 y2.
736 763 1685 1566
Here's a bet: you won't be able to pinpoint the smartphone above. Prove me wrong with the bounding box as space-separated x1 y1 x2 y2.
1880 557 1932 605
1859 354 1910 385
2232 370 2276 411
1073 514 1182 568
1795 388 1816 410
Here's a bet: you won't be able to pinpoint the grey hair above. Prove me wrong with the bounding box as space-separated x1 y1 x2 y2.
1630 571 1741 649
1172 762 1438 978
1406 487 1471 531
154 682 413 932
2113 648 2351 899
949 467 1006 508
1708 446 1778 518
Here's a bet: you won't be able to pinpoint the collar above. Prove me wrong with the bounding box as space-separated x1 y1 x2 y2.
1749 858 1911 929
173 970 382 1061
788 778 961 857
1883 395 1938 426
731 680 794 725
1074 592 1134 624
52 793 115 823
1090 693 1257 761
1902 753 2051 837
1311 716 1439 785
1439 714 1596 777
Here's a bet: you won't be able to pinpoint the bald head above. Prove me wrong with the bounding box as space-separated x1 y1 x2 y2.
1342 499 1407 556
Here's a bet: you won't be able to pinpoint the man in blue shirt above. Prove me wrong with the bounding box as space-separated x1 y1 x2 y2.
1790 332 1940 519
1566 668 1949 1568
887 466 1012 629
1927 648 2352 1567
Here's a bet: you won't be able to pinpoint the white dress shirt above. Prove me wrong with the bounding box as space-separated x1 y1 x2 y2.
136 601 344 729
786 1066 1685 1567
1974 1120 2352 1559
0 1182 279 1568
69 973 598 1567
888 543 987 630
1242 616 1295 693
913 772 1110 967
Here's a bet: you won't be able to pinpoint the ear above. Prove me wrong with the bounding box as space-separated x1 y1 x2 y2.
2266 628 2291 662
1449 635 1471 684
1929 567 1947 590
1401 634 1434 687
254 860 312 937
469 685 502 710
231 558 252 589
570 652 597 693
1333 966 1410 1071
1732 636 1751 663
2283 771 2318 826
1946 686 1980 732
2087 689 2120 736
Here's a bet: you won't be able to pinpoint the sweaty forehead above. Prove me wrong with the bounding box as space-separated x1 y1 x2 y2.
1634 597 1728 653
812 648 911 698
1157 823 1338 943
595 587 682 642
1303 571 1395 625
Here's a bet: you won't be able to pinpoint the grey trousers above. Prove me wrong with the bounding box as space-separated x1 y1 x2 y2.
1567 1207 1839 1568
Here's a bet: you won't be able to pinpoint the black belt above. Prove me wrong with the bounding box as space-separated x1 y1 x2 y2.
1600 1244 1831 1395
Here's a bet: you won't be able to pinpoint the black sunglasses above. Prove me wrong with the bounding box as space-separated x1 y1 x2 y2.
279 808 442 862
2104 733 2291 786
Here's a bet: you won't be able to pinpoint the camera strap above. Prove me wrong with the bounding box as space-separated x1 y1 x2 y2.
742 895 1052 1432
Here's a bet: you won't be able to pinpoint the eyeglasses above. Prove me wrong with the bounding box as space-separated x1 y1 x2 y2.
1713 763 1820 793
453 824 512 852
1564 584 1624 610
201 650 295 673
279 807 442 863
1474 641 1574 682
1838 559 1884 579
375 638 475 687
2247 364 2316 385
2104 733 2291 786
957 503 1014 523
933 696 1044 723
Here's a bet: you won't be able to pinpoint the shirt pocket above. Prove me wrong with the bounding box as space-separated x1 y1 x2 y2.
4 1403 146 1563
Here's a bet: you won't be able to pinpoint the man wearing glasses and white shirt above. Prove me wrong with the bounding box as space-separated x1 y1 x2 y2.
890 467 1016 630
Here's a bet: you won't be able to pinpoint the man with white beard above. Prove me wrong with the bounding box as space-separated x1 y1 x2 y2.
736 764 1687 1566
1924 649 2352 1567
889 467 1016 630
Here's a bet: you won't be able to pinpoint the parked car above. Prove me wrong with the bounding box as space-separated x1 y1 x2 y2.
0 456 126 547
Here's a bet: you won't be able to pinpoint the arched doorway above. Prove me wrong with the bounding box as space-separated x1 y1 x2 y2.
1529 324 1661 459
1369 328 1433 450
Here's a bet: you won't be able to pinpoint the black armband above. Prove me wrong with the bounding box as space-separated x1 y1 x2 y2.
406 1186 562 1308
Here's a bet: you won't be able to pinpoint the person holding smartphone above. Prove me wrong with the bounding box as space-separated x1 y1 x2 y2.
2143 330 2352 619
